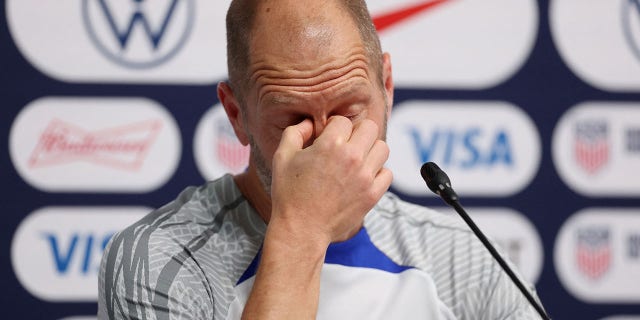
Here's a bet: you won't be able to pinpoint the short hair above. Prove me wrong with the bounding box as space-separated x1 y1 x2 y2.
225 0 384 106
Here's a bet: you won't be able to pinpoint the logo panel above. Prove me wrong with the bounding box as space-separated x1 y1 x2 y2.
7 0 536 86
6 0 227 83
435 207 543 284
555 208 640 303
194 104 250 181
387 101 541 196
11 207 149 302
550 0 640 91
367 0 538 88
9 97 181 192
552 102 640 197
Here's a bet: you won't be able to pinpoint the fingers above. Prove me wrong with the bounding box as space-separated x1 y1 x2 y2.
371 167 393 199
315 116 353 146
314 116 386 177
364 139 390 176
348 119 379 156
276 118 314 159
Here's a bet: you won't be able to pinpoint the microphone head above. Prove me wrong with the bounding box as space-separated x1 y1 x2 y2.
420 162 448 194
420 162 458 204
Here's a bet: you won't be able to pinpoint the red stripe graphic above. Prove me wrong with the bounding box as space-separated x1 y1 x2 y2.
216 138 250 171
373 0 453 32
576 245 610 280
575 141 608 174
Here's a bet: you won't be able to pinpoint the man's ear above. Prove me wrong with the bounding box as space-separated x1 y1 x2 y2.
218 82 250 146
382 52 394 117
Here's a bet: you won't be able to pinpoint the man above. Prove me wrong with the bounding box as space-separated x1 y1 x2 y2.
99 0 545 319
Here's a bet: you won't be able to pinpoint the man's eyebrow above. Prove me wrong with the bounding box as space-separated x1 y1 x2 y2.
267 95 298 106
336 82 371 101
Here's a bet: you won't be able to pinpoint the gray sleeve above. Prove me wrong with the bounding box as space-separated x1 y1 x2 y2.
98 227 214 320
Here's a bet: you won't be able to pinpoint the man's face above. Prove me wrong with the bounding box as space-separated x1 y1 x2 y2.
240 1 393 194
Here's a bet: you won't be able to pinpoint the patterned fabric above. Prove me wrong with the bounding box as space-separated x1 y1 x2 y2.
98 174 543 319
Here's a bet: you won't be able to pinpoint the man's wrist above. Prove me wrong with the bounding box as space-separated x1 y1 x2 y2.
241 212 328 319
265 212 331 256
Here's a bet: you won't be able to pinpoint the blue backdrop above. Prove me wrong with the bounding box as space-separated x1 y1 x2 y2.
2 0 640 319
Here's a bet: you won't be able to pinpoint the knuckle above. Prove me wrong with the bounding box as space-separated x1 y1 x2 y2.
380 141 390 157
315 138 333 152
358 170 373 185
364 188 379 204
374 140 390 157
381 169 393 187
343 148 361 166
385 168 394 182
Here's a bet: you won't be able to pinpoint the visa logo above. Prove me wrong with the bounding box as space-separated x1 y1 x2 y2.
12 207 148 301
408 127 513 168
387 102 540 196
42 232 114 275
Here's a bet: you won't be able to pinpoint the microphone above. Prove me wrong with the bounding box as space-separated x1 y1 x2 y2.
420 161 458 205
420 162 551 320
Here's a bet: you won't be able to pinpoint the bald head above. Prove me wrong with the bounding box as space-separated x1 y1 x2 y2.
225 0 383 105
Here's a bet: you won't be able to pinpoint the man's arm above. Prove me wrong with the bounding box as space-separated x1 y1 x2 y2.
241 117 392 319
98 227 214 320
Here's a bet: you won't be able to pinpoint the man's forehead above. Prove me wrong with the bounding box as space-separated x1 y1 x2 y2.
249 21 362 70
249 0 356 45
252 0 343 20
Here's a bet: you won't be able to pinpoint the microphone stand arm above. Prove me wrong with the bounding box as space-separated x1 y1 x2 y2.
448 199 551 320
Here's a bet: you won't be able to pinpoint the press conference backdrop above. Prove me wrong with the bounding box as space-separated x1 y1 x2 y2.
1 0 639 319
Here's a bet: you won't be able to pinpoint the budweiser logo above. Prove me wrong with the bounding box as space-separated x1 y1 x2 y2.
29 119 163 170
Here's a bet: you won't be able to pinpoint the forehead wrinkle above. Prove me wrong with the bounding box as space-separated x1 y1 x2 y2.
249 49 369 84
258 61 368 92
258 65 370 106
251 53 371 102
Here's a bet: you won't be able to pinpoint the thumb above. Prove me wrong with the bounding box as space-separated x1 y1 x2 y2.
276 118 314 158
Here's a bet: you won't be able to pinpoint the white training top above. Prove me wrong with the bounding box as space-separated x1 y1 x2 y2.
98 174 543 319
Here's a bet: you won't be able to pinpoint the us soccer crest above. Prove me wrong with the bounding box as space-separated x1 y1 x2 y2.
215 119 250 173
576 227 611 280
574 120 609 174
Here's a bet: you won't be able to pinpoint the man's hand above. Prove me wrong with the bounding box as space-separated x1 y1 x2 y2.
240 116 392 320
270 116 393 244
